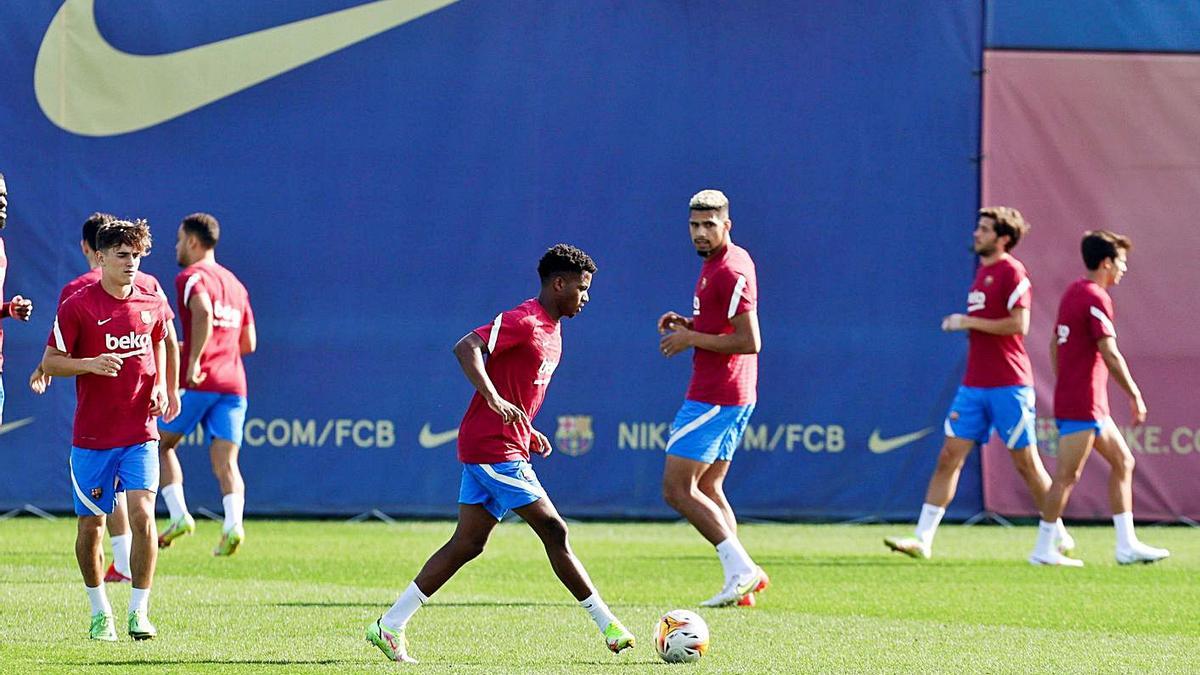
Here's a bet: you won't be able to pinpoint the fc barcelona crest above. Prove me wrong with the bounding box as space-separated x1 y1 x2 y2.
90 487 103 500
554 415 594 457
140 310 153 324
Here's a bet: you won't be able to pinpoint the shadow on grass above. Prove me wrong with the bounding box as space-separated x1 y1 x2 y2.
84 659 353 666
270 600 577 608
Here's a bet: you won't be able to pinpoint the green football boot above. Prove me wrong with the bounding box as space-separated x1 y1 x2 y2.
213 524 244 557
127 610 157 640
366 618 417 663
604 621 635 654
89 612 117 642
158 513 196 549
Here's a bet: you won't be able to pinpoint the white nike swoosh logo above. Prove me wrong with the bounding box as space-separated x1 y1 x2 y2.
0 417 35 436
868 427 934 454
418 423 459 448
97 317 112 325
35 0 459 137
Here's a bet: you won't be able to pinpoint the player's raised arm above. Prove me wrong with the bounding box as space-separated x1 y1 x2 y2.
452 331 527 425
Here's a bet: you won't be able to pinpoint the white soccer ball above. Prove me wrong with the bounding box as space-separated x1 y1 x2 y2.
653 609 709 663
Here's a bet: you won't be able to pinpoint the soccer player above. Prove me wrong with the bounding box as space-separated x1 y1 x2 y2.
41 219 172 641
0 172 36 421
1028 230 1168 566
157 213 256 556
885 207 1074 559
366 244 634 664
29 212 180 585
657 189 767 608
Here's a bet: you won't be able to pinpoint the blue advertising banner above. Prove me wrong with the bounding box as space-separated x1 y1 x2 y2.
0 1 982 519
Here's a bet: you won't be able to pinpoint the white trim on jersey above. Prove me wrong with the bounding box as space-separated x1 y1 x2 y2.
479 463 546 499
665 404 723 452
69 457 105 516
182 274 202 306
52 317 66 352
1090 305 1116 337
486 313 503 353
727 275 748 319
1006 277 1031 311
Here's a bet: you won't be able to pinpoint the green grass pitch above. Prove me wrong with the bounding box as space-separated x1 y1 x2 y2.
1 518 1197 673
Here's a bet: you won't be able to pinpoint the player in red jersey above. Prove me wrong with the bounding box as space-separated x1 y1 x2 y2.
1029 230 1168 566
657 190 766 608
157 213 257 556
366 245 634 664
0 172 36 422
29 212 180 585
886 207 1074 560
41 220 173 641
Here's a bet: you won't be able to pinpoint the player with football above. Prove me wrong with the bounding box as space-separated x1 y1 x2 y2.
156 213 257 556
657 189 768 607
366 244 635 663
885 207 1074 559
29 212 180 585
1028 230 1168 566
42 220 173 641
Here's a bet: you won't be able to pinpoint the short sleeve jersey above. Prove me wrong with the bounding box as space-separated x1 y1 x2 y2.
1053 278 1117 421
59 268 175 321
457 299 562 463
48 282 172 449
962 255 1034 388
175 261 254 396
685 242 758 406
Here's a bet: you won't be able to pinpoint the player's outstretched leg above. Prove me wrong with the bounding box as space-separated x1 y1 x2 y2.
105 491 133 583
885 436 974 560
366 504 499 663
211 439 246 556
514 497 634 653
662 456 761 607
1090 424 1169 564
1008 438 1075 556
125 488 159 638
157 432 195 549
698 460 767 607
1029 431 1088 567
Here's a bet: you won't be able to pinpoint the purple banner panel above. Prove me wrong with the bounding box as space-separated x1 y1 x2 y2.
981 50 1200 522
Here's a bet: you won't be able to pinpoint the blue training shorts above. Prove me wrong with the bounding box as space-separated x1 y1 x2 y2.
459 461 546 520
158 390 248 446
944 385 1036 450
1056 417 1115 438
665 400 756 464
70 442 159 516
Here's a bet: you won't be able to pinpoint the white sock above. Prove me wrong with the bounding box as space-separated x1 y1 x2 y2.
1034 520 1057 556
579 593 618 632
86 584 112 616
110 534 132 577
914 503 946 547
715 537 755 582
222 493 245 533
161 483 188 521
1113 512 1137 549
129 587 150 613
381 582 428 630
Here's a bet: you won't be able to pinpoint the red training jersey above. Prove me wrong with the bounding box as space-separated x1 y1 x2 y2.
685 242 758 406
962 255 1033 388
1053 278 1117 421
175 261 254 396
48 282 171 449
0 238 8 372
457 298 562 463
59 268 174 321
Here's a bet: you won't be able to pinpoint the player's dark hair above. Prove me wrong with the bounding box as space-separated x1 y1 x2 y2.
1081 230 1132 271
538 243 597 283
96 219 152 255
979 206 1029 252
82 212 118 251
182 212 220 249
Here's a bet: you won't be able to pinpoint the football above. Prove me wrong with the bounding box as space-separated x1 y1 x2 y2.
653 609 710 663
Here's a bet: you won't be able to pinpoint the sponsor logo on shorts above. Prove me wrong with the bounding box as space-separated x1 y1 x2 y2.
554 415 594 457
